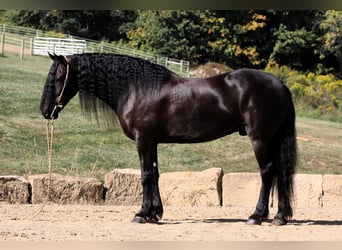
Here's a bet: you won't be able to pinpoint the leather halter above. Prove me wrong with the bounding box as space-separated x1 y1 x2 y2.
50 56 70 119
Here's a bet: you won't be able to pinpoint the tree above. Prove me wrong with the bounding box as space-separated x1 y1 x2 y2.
126 10 212 64
38 10 136 41
318 10 342 78
269 23 320 71
0 10 44 27
0 10 137 42
215 10 272 68
125 10 324 69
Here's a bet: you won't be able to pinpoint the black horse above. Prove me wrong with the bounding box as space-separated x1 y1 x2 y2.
40 53 297 226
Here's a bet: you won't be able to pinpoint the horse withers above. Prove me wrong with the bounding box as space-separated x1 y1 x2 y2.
40 53 297 225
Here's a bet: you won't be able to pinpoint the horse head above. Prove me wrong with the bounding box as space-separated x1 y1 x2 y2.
40 53 78 119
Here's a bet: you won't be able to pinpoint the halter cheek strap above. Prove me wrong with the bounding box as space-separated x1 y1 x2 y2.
50 56 70 119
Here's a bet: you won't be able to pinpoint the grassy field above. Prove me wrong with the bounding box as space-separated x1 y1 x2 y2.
0 53 341 182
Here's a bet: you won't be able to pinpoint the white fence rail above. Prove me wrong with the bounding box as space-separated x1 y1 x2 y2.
32 37 87 56
1 24 190 75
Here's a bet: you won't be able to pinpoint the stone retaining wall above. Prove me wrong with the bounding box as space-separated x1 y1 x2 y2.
0 169 341 208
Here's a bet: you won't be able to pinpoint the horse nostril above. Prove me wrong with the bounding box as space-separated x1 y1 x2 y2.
44 111 50 119
41 108 51 119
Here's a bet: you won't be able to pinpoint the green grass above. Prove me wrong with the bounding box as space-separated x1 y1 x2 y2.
0 53 341 182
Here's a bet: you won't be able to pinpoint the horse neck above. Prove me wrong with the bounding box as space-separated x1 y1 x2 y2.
78 55 129 112
77 54 172 113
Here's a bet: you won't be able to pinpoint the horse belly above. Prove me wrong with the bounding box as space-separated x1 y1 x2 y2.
164 103 240 143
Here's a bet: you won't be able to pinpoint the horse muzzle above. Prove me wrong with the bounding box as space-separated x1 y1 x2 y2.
41 104 61 120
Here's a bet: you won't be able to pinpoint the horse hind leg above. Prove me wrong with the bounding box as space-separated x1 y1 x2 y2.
247 126 296 226
247 138 276 225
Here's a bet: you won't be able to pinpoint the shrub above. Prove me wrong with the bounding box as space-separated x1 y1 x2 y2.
265 63 342 121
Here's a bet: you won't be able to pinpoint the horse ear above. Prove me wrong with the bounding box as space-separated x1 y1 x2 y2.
48 52 56 61
47 52 67 66
56 55 68 66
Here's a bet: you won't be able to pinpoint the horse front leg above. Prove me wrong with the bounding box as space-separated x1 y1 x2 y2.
132 138 163 223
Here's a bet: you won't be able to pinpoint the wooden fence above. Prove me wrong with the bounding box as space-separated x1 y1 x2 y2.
0 24 190 75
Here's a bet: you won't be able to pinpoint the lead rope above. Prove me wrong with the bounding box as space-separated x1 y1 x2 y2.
24 119 54 220
24 57 68 220
45 118 54 203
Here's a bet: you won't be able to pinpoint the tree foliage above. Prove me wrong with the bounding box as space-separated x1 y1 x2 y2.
0 10 341 77
0 10 136 41
318 10 342 78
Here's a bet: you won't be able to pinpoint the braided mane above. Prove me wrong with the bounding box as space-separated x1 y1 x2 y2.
76 53 172 122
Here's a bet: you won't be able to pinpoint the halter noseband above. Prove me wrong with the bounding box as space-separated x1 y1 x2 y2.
50 56 70 119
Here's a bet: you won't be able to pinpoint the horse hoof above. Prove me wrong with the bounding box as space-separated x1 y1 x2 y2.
272 218 287 226
132 216 147 224
246 218 262 225
150 218 158 223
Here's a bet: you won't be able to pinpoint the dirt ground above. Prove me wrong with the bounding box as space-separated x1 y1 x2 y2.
0 204 341 241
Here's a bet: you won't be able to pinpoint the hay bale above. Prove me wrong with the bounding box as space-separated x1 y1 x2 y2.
27 174 104 204
104 169 142 205
0 176 30 204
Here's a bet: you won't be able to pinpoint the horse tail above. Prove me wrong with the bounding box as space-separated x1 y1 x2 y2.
275 88 297 219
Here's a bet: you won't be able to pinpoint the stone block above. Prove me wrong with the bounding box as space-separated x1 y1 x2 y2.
222 173 260 207
322 174 342 207
0 176 30 204
222 173 324 209
159 168 224 206
27 174 103 204
104 169 142 205
292 174 323 208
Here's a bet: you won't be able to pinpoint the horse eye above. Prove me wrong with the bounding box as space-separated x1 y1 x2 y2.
54 76 64 94
56 67 66 82
56 76 64 82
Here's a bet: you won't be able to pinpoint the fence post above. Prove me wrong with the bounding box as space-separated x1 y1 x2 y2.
20 36 25 59
0 33 4 56
29 38 33 55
